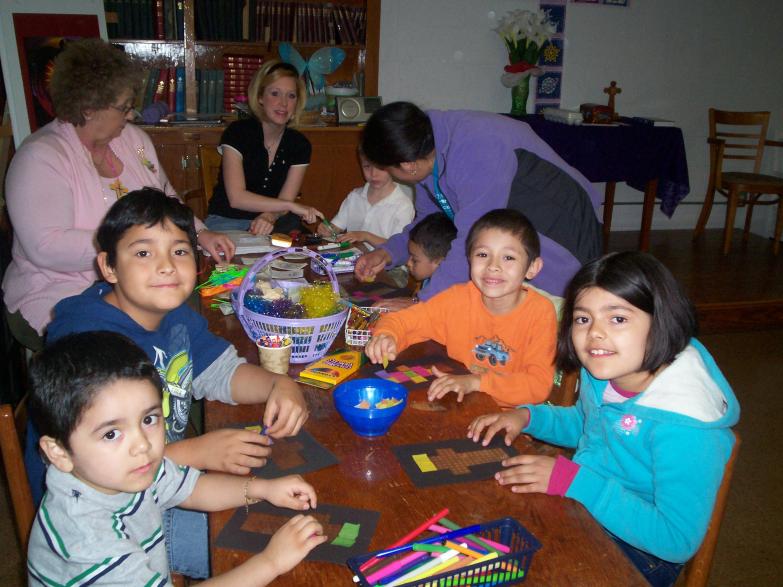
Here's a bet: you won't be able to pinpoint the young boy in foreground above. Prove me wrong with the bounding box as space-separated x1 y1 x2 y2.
366 209 556 408
45 188 308 577
27 331 326 585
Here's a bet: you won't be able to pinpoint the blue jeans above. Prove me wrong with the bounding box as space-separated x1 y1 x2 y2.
205 213 304 234
163 507 210 579
609 532 684 587
24 420 46 506
205 215 251 231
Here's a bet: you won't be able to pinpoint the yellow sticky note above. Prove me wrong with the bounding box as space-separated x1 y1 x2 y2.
413 453 437 473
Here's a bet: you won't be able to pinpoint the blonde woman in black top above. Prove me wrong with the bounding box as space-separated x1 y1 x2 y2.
206 60 324 235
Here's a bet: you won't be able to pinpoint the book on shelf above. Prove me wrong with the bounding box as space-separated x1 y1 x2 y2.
154 0 165 39
105 1 120 38
174 67 185 113
152 68 168 104
166 66 176 113
630 116 675 127
175 0 184 40
163 0 177 39
215 70 224 114
298 350 362 386
141 67 159 109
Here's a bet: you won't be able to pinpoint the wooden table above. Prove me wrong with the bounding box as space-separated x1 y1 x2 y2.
512 115 690 252
202 278 646 585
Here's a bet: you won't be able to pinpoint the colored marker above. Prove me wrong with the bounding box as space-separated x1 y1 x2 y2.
321 217 339 238
384 549 460 587
371 524 482 561
445 541 485 559
358 508 450 573
367 552 430 585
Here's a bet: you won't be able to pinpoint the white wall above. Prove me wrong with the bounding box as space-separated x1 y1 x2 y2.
379 0 783 234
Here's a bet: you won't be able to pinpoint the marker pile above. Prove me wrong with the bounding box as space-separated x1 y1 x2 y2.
257 335 292 348
348 512 540 587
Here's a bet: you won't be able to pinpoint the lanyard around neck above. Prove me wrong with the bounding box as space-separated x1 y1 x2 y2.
431 157 455 220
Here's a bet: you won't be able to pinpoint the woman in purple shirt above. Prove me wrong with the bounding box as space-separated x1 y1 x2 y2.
355 102 602 302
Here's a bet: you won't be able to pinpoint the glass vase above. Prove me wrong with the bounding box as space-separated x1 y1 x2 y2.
510 76 531 116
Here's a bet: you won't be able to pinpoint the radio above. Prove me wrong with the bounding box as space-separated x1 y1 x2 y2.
336 96 383 125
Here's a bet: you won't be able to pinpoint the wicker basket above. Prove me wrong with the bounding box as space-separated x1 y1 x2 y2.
345 306 389 347
233 247 348 363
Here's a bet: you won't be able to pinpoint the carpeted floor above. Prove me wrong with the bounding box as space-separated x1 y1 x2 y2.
1 328 781 585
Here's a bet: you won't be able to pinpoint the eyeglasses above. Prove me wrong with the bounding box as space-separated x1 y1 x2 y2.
109 102 135 115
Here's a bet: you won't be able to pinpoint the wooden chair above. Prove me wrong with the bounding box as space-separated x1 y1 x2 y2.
677 430 741 587
0 398 35 553
548 370 579 407
199 144 223 204
692 109 783 255
182 145 222 220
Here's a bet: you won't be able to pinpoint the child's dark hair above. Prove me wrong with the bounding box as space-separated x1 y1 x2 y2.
29 331 162 450
465 209 540 262
361 101 434 167
96 187 197 266
410 212 457 261
556 251 697 373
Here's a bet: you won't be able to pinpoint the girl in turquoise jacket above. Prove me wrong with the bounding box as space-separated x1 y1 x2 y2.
469 251 739 587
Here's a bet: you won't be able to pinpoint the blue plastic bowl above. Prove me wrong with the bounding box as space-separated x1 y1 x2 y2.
333 378 408 437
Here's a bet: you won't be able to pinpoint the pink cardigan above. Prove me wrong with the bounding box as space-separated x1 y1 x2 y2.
2 120 179 334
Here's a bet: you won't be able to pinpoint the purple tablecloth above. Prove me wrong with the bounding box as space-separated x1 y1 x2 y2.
510 115 690 217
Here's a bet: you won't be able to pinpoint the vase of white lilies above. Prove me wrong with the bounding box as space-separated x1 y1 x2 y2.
494 8 556 115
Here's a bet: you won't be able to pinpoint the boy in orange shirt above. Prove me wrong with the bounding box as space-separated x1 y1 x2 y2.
366 209 556 408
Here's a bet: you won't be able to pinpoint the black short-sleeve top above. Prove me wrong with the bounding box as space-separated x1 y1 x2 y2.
207 117 312 220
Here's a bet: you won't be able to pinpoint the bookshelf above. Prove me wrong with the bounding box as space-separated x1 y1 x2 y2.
104 0 381 218
107 0 379 115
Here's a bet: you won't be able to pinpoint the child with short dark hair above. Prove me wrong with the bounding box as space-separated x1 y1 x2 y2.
380 212 458 312
468 251 740 587
407 212 457 285
44 188 309 578
366 209 556 407
27 331 325 586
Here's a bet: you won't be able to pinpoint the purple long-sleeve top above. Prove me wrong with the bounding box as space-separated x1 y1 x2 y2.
381 110 602 300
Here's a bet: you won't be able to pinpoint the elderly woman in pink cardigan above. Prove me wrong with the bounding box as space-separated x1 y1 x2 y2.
2 39 234 349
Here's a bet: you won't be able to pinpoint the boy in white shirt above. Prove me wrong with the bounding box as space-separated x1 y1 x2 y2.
318 150 414 246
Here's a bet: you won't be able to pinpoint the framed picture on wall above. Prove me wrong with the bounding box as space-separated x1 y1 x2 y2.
0 0 107 148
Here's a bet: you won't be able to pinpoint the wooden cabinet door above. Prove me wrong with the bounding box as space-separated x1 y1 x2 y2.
299 127 364 219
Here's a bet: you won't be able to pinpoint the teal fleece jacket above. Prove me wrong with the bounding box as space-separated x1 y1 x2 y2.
522 339 740 563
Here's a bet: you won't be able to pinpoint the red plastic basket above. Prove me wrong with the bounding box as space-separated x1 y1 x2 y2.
233 247 348 363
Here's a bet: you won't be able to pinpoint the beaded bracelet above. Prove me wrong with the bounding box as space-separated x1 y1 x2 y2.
244 475 261 513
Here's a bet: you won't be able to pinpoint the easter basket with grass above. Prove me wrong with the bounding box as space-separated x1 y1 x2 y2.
232 247 348 363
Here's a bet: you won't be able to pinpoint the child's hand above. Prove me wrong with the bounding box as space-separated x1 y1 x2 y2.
467 409 529 446
495 455 556 494
427 367 479 403
263 379 309 438
198 428 272 475
337 231 365 243
355 248 392 283
258 514 327 577
250 213 275 235
257 475 318 510
365 334 397 365
316 222 332 237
